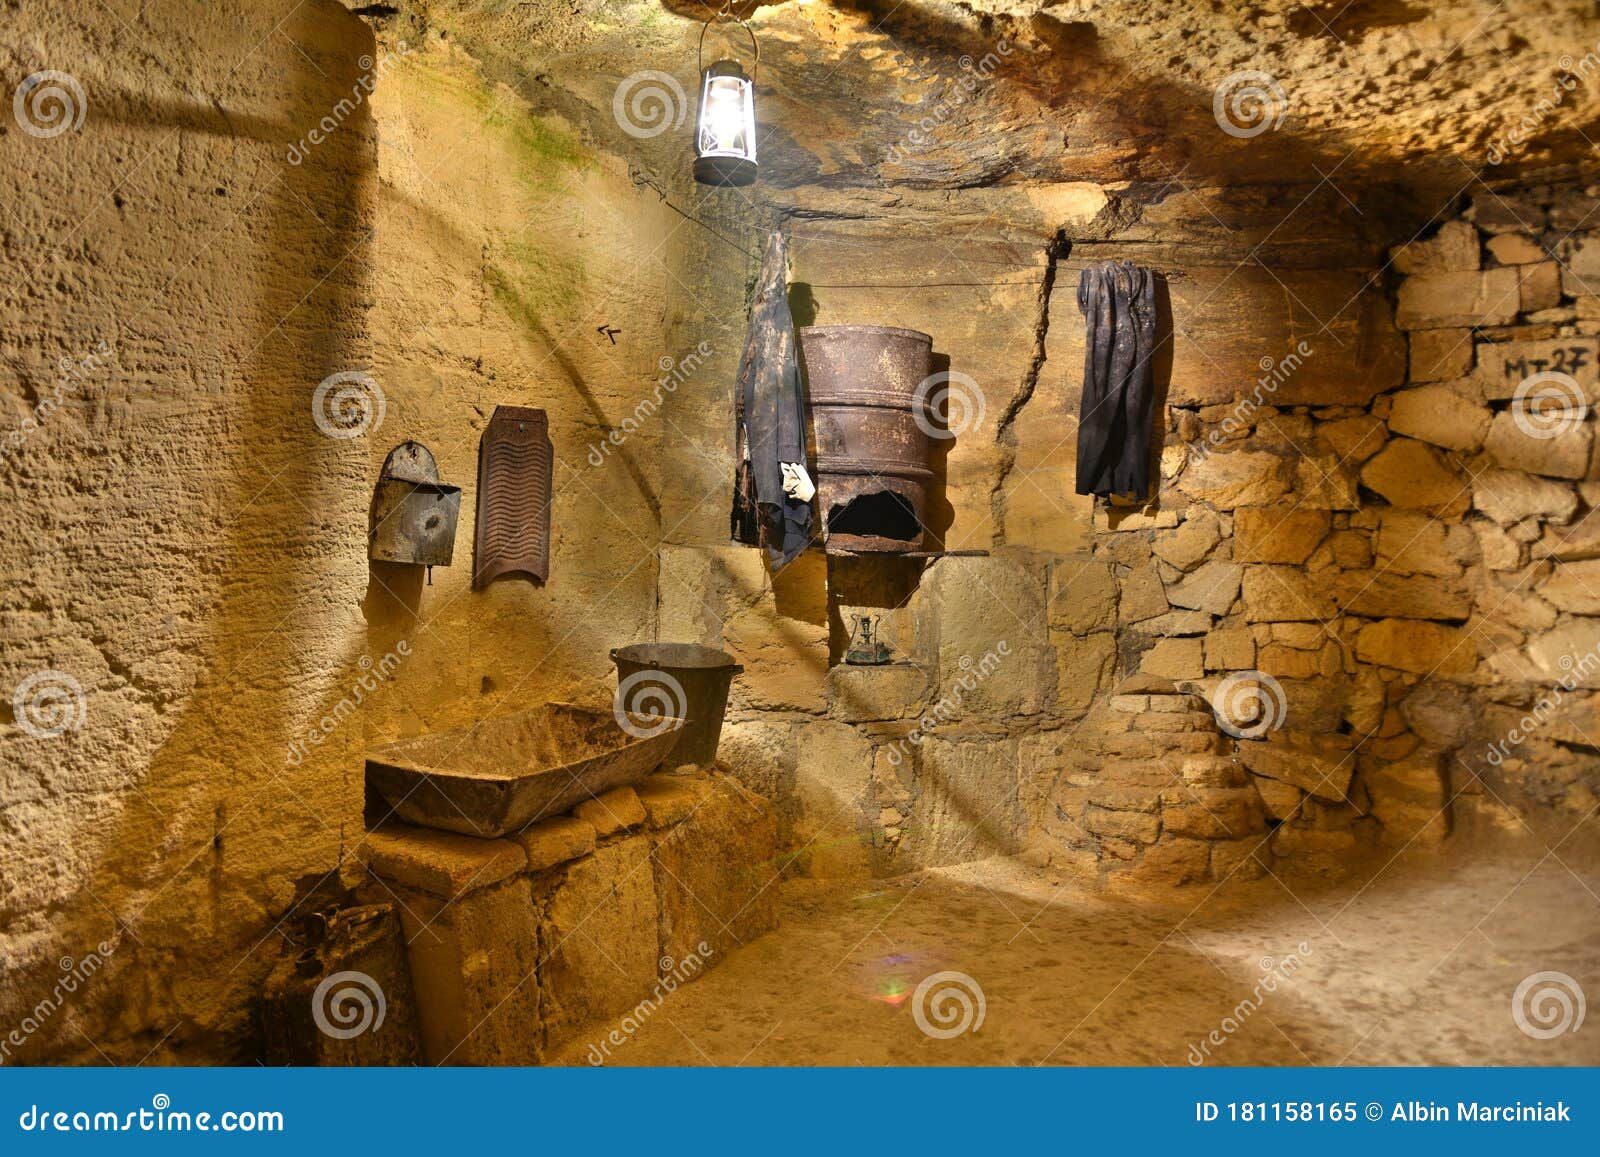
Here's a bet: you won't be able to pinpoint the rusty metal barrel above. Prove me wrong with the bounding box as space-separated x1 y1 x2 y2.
798 324 934 553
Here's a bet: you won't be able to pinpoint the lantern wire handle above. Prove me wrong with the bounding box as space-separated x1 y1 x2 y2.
698 9 760 81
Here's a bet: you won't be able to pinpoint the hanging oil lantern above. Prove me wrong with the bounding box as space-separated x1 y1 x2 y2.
693 11 758 187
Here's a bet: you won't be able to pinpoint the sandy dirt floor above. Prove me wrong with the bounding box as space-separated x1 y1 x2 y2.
552 837 1600 1067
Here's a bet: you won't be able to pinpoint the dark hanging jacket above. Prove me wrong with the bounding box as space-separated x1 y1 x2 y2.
1075 259 1158 499
731 231 813 568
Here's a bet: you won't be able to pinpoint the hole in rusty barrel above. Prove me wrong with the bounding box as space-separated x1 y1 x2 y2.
827 491 920 543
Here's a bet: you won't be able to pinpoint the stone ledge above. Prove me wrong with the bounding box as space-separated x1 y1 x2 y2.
510 815 597 872
573 786 647 836
361 826 527 898
635 773 714 828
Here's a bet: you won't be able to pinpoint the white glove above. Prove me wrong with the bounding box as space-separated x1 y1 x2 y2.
780 462 816 503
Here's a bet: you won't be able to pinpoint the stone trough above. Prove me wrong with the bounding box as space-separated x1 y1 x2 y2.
365 703 684 838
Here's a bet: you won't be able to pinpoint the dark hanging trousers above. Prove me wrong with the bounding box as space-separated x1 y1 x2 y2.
1075 259 1158 499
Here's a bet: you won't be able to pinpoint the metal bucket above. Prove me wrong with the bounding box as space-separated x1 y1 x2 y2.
798 324 934 553
609 643 742 770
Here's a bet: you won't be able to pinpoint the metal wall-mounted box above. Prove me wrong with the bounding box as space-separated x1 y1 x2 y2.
369 441 461 568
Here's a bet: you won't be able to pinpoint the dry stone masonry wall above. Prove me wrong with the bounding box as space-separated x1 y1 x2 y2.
1037 181 1600 887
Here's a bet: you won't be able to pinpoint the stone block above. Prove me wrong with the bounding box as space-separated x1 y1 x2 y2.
1096 502 1179 531
1250 775 1305 821
1329 530 1373 569
510 816 597 872
715 718 798 826
1256 644 1320 679
1210 839 1268 881
1408 329 1474 382
1525 622 1600 686
1318 414 1387 461
1333 572 1471 620
1140 637 1204 680
1374 510 1456 576
1385 384 1490 451
1355 619 1476 677
1538 560 1600 614
1123 839 1210 886
538 836 659 1045
1484 410 1593 479
1390 220 1480 274
1241 565 1337 621
634 774 714 829
1152 510 1222 571
1118 562 1170 624
1469 193 1544 233
1487 232 1546 264
362 826 527 898
1168 559 1243 615
827 663 930 722
1534 517 1600 561
1476 337 1600 400
1203 627 1255 670
793 721 874 878
1084 804 1161 844
1048 555 1118 633
901 733 1024 865
927 554 1052 716
1233 508 1330 564
1476 521 1524 570
1293 454 1361 511
1560 234 1600 297
1364 757 1449 847
1237 740 1353 802
1359 438 1469 514
1162 788 1264 839
1395 267 1521 329
394 876 542 1065
1472 470 1578 525
1054 631 1117 715
573 787 647 837
1176 450 1288 508
1519 261 1563 312
652 774 780 962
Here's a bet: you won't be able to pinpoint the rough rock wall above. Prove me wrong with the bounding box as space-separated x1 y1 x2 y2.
0 1 376 1062
1041 181 1600 887
357 32 712 743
